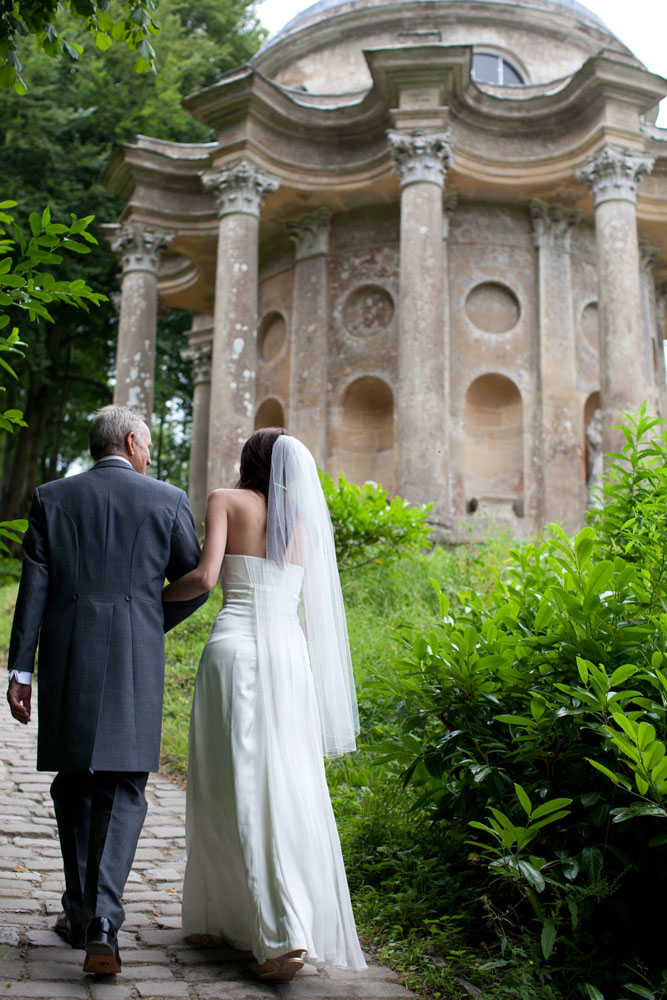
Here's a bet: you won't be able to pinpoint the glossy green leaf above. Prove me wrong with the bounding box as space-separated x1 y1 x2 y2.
540 918 556 960
517 860 545 892
514 783 532 817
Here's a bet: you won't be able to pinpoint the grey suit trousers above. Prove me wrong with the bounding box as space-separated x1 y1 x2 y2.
50 770 148 930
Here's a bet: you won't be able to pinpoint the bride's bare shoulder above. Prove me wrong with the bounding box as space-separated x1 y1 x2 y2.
207 488 263 509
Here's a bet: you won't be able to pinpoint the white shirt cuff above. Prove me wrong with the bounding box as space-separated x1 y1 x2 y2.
9 670 32 685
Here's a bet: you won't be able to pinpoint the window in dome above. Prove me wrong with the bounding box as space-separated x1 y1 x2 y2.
472 52 525 86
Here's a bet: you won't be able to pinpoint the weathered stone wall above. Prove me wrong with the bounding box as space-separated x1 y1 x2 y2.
256 237 294 433
328 206 400 492
447 203 538 533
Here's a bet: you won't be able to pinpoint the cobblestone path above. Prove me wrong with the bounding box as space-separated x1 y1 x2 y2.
0 705 413 1000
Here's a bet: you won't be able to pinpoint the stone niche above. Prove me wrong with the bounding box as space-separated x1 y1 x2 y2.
255 396 286 429
464 373 524 518
330 375 396 493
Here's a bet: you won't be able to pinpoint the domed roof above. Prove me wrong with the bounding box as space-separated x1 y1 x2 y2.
262 0 612 50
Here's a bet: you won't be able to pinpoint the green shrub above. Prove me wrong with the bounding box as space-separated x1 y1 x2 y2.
320 470 432 571
375 407 667 998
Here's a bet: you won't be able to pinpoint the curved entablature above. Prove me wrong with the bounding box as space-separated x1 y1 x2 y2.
184 49 667 145
105 49 667 234
184 49 666 191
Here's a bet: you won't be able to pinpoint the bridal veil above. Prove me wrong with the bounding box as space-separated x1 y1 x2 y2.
266 435 360 758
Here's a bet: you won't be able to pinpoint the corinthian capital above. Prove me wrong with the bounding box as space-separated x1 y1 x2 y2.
285 208 332 261
387 128 453 189
181 342 212 385
530 199 581 249
110 225 173 274
576 145 654 206
202 159 279 218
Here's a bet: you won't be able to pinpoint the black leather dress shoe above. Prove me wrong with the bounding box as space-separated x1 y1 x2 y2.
54 911 85 950
83 916 121 975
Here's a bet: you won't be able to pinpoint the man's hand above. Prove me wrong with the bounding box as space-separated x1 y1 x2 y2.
7 679 31 724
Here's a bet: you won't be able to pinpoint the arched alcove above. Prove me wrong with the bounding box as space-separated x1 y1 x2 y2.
331 376 395 492
254 397 285 430
464 374 523 515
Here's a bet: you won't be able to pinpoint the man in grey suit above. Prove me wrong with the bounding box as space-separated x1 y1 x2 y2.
6 405 207 975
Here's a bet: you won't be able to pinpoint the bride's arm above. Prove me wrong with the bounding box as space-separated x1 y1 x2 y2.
162 491 229 602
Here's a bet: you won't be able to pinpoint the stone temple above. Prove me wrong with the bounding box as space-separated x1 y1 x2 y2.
103 0 667 538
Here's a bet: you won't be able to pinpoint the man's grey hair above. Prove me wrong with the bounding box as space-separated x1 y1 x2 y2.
89 405 148 461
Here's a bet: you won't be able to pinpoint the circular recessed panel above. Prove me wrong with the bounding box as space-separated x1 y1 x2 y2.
582 302 599 353
465 282 520 334
343 285 394 338
258 312 286 362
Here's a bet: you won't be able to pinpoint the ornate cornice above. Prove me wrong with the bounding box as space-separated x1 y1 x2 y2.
576 145 655 206
387 128 453 189
202 159 279 218
110 225 174 274
530 199 581 249
285 207 333 260
181 342 212 384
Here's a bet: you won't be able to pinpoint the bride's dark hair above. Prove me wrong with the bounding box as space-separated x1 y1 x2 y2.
236 427 289 500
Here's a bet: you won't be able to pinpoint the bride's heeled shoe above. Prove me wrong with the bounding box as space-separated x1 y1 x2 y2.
249 950 306 982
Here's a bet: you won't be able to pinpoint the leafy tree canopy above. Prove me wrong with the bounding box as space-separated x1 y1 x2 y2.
0 0 265 516
1 0 161 93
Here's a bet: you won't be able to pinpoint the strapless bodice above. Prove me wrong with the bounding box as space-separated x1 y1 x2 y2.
218 555 303 623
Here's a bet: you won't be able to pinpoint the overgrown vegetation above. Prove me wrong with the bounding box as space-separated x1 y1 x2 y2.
4 412 667 998
163 412 667 999
320 471 433 571
370 408 667 999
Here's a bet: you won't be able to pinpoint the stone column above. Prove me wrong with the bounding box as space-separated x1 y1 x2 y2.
388 128 452 521
284 208 332 465
202 160 278 491
181 328 212 533
442 192 457 521
530 199 584 529
110 225 173 420
657 284 667 415
577 145 654 455
639 240 660 414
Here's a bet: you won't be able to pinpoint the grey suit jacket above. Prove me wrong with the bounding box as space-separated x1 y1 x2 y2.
8 460 207 772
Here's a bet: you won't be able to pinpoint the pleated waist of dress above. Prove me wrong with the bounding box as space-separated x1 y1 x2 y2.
218 582 301 619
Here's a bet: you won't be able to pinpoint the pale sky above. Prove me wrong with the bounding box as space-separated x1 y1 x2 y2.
256 0 667 126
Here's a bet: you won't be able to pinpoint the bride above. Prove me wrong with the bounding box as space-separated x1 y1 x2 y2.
162 428 366 981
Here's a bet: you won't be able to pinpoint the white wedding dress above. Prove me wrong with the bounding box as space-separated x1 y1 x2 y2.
182 553 366 970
